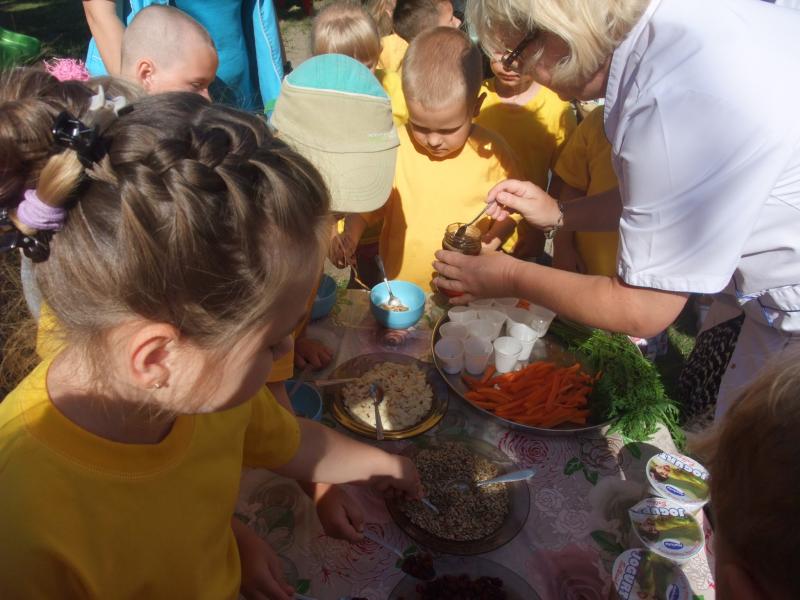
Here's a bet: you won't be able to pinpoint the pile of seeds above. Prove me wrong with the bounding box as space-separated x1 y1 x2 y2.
400 442 510 541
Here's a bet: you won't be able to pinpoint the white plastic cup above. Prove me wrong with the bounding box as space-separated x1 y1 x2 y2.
509 322 537 362
493 336 522 373
493 297 519 308
505 307 532 331
434 337 464 374
439 321 469 341
528 304 556 335
477 308 506 338
448 306 477 324
463 336 493 375
464 319 499 343
469 298 494 308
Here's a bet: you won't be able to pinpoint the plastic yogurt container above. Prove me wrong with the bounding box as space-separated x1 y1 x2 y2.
646 452 710 512
612 548 691 600
629 497 704 563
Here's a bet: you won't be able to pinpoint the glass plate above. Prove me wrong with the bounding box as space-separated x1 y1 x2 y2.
388 556 540 599
326 352 449 440
386 435 530 555
432 315 612 436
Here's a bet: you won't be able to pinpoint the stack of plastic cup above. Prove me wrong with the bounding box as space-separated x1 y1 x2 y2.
439 321 469 341
493 336 522 373
434 338 464 374
448 306 477 323
464 336 493 374
464 319 498 343
509 322 537 362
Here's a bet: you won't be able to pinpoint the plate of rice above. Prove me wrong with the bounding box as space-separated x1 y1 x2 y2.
327 353 449 440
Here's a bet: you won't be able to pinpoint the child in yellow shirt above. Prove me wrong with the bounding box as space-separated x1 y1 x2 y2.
0 79 418 599
475 46 576 258
378 0 461 126
343 27 519 292
551 105 618 277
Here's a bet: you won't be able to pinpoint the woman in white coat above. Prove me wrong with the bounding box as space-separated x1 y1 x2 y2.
435 0 800 419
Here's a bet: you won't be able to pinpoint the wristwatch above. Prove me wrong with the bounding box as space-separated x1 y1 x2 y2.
544 199 565 240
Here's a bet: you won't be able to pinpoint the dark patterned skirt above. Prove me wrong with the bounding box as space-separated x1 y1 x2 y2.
677 313 746 429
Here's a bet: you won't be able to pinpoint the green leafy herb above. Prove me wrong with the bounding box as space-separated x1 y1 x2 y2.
550 320 685 448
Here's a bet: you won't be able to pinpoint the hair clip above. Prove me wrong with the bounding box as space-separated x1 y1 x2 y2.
52 111 98 167
0 227 52 262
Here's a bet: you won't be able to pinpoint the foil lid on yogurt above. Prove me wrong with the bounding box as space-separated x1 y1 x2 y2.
646 452 710 509
612 548 691 600
629 497 705 563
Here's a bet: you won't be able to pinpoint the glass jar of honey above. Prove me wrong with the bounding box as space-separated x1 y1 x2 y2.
439 223 482 297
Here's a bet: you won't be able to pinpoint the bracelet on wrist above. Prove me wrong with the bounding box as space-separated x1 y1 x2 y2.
544 199 565 240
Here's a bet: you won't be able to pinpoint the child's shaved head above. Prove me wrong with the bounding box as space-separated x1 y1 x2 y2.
121 5 218 98
402 27 481 110
393 0 459 42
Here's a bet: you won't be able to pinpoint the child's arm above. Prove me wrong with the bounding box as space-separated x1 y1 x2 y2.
268 383 365 542
231 517 294 600
482 216 518 251
273 420 422 498
82 1 125 75
551 177 587 273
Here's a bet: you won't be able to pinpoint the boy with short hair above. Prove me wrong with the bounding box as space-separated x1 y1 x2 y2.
393 0 460 43
120 5 218 99
476 45 576 258
343 27 519 291
312 1 382 71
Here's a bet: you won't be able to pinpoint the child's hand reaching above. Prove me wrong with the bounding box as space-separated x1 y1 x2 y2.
313 483 365 542
371 454 423 500
329 232 356 269
232 517 294 600
294 337 334 370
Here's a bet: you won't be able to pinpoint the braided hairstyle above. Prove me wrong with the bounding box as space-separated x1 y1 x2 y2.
31 92 331 356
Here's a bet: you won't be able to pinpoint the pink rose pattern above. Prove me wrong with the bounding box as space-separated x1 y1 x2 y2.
527 544 611 600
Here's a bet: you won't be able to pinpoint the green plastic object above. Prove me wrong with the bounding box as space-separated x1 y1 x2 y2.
0 27 42 68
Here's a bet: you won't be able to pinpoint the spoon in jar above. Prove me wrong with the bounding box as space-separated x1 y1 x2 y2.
450 468 536 493
374 255 408 311
362 530 436 581
369 383 385 441
455 205 490 237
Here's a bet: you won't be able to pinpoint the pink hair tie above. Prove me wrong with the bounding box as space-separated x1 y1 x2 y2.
43 58 90 82
16 189 68 231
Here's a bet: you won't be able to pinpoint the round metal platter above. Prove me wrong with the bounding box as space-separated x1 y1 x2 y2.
432 315 612 436
326 352 449 440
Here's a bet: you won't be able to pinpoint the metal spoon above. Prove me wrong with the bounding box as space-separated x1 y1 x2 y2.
374 255 407 311
362 530 436 581
370 383 384 441
450 468 536 493
455 205 490 237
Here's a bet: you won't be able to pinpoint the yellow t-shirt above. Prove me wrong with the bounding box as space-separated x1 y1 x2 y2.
553 106 619 277
378 33 408 73
378 125 519 291
0 357 300 598
376 68 408 127
476 79 576 188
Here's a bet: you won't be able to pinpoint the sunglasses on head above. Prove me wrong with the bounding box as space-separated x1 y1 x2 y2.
500 32 538 70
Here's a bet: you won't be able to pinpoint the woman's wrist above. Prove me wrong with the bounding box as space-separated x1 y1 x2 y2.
542 196 565 238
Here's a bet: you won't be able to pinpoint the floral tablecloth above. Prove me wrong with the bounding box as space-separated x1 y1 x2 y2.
236 290 715 600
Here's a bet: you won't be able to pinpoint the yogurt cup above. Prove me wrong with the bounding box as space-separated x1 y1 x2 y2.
469 298 495 308
492 297 519 308
439 321 469 341
628 497 704 563
434 337 464 375
646 452 710 512
612 548 691 600
448 306 478 324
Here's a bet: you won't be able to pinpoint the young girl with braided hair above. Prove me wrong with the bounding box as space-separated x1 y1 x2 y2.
0 75 421 599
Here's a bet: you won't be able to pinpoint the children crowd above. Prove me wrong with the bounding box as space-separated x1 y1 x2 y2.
0 0 797 598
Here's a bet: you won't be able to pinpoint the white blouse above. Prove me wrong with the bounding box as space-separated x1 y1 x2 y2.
604 0 800 335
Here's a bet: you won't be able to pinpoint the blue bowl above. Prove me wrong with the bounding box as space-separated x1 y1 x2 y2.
369 280 425 329
284 381 323 421
311 274 337 320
